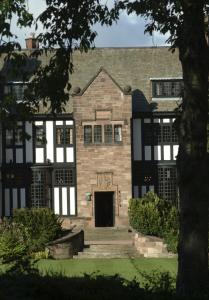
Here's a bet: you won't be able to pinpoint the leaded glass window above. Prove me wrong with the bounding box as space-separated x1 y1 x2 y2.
152 80 183 98
84 125 92 144
55 169 74 185
158 167 177 204
36 127 45 145
104 125 112 144
6 130 13 145
114 125 122 143
56 128 73 145
94 125 102 144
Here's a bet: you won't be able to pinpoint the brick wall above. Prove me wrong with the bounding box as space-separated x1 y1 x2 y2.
73 69 132 227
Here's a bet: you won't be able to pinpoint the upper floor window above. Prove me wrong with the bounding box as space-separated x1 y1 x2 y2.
84 124 123 145
84 125 92 144
152 80 183 98
104 125 112 144
5 126 23 146
35 127 45 145
4 82 28 101
56 127 73 145
114 125 122 143
94 125 102 144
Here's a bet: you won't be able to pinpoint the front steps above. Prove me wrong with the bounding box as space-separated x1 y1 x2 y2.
73 227 175 259
75 241 141 259
134 233 176 258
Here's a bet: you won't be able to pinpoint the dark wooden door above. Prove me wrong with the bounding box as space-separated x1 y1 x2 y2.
95 192 114 227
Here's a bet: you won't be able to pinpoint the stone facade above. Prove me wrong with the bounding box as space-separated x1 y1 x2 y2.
73 68 132 227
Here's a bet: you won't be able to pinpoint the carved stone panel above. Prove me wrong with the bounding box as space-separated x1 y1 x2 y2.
97 172 113 190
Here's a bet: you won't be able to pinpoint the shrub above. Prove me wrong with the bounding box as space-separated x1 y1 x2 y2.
13 208 63 253
0 221 29 263
129 192 179 252
0 220 36 274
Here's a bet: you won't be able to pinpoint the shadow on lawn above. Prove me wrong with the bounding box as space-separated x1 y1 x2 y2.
0 263 208 300
0 271 174 300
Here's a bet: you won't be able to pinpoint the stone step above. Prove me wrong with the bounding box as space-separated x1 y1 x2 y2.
74 250 141 259
84 228 134 241
135 241 165 248
138 246 168 255
144 252 177 258
84 245 135 252
85 240 133 246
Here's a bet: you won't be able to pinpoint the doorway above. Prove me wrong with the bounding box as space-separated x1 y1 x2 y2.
95 192 114 227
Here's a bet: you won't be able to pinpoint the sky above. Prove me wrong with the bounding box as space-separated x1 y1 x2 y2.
13 0 169 48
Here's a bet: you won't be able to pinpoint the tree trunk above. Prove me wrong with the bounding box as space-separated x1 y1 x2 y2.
176 2 209 295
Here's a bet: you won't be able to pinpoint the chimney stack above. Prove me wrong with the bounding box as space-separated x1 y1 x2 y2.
25 34 39 49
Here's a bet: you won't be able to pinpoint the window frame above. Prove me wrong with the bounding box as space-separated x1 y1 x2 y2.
152 79 183 99
55 126 73 146
4 82 28 102
83 123 123 145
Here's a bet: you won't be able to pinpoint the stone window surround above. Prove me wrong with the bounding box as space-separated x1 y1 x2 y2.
82 120 125 145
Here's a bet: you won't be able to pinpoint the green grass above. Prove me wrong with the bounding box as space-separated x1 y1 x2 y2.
38 258 177 280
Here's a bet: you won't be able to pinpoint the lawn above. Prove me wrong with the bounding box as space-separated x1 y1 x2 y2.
38 257 177 280
0 258 179 299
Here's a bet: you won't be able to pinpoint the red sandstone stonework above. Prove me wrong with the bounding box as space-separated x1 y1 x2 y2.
73 69 132 227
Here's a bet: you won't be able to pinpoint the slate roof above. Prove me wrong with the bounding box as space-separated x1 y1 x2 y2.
0 47 182 113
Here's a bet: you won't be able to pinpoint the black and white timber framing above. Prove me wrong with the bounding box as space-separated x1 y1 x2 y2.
132 112 178 204
0 114 76 217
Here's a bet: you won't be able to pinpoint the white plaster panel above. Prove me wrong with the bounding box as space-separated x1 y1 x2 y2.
25 122 33 163
5 188 10 216
16 148 23 163
70 187 76 215
46 121 54 163
66 147 74 163
144 146 151 161
163 145 171 160
35 121 43 126
133 119 142 161
35 148 44 163
154 145 161 160
153 118 160 123
12 189 18 209
162 118 170 123
62 187 68 215
66 120 73 125
56 148 64 163
141 186 147 197
173 145 179 160
6 149 13 163
56 121 63 125
20 188 26 208
54 188 60 215
133 186 139 198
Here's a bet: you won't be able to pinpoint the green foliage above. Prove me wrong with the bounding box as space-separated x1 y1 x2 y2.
0 220 28 263
0 220 37 274
140 270 175 293
13 208 63 253
129 192 179 252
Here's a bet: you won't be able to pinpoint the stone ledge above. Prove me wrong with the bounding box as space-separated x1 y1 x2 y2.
46 230 84 259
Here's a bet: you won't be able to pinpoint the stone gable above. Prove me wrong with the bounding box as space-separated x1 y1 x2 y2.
73 68 132 226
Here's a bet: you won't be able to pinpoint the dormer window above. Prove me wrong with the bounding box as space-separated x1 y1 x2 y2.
4 82 28 101
152 80 183 98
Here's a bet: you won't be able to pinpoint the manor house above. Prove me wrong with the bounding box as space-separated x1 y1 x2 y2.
0 40 182 227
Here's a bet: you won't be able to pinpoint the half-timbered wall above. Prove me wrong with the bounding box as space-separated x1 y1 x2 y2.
132 114 178 204
1 117 76 217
